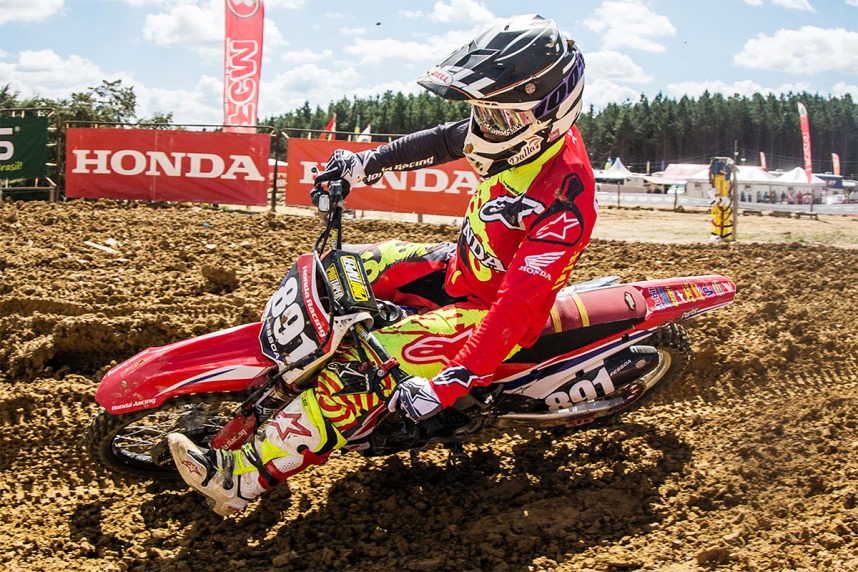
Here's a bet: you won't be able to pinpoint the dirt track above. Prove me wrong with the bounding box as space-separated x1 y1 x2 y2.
1 199 857 571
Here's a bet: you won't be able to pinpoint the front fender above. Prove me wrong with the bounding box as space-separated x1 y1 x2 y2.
95 322 274 414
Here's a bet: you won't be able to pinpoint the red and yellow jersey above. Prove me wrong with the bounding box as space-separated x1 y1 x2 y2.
444 127 598 377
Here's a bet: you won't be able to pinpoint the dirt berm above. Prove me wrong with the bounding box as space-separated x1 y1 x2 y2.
1 200 856 571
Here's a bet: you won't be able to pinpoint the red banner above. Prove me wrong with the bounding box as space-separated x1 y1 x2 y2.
224 0 264 130
832 152 840 176
797 102 813 183
759 151 767 171
285 139 477 216
66 128 270 205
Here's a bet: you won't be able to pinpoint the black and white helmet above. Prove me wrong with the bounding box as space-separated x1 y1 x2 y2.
418 14 585 177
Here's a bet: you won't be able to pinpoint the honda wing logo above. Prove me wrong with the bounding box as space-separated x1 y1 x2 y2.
521 252 564 279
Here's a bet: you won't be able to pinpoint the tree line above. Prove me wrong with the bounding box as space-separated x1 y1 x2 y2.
4 80 857 178
264 90 858 178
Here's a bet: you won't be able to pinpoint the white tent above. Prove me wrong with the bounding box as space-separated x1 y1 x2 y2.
736 166 773 183
686 165 772 183
772 167 825 186
685 166 773 201
596 157 634 180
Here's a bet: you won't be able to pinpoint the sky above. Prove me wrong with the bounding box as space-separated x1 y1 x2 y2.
2 0 858 126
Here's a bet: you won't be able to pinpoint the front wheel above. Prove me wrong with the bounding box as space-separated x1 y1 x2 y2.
86 392 251 480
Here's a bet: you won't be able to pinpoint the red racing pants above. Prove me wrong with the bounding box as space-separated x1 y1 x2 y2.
309 240 503 448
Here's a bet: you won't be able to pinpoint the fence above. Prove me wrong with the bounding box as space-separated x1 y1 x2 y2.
0 119 412 208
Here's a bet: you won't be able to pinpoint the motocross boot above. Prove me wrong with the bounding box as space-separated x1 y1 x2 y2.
168 388 346 516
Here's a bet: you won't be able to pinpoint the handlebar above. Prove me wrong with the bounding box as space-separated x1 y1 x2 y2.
309 176 413 402
311 178 350 255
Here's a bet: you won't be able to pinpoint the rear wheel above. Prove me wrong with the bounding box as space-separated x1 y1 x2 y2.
611 322 691 416
547 323 692 433
86 392 251 480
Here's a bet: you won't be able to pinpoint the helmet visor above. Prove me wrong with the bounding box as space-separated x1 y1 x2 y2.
471 104 536 137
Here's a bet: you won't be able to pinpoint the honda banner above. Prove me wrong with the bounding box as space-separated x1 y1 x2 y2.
66 128 270 205
224 0 264 131
285 138 477 216
0 116 48 179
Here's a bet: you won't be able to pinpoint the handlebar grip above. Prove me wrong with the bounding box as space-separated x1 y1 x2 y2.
327 180 350 202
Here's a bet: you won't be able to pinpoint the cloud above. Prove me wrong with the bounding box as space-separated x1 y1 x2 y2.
584 78 643 109
584 51 653 84
831 81 858 98
745 0 812 12
135 75 222 124
734 26 858 74
279 48 333 64
343 28 480 66
663 79 815 99
0 49 115 98
772 0 814 10
0 0 64 25
339 26 367 37
583 0 676 52
260 61 425 121
743 0 815 11
140 0 287 63
141 2 221 49
0 46 220 122
401 0 495 25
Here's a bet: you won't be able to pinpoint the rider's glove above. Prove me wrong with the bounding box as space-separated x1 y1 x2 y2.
313 149 368 190
387 376 442 422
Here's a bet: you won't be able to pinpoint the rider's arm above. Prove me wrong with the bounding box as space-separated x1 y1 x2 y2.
430 171 599 407
359 119 468 183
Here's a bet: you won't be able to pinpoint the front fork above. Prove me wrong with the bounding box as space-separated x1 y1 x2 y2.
207 321 407 453
208 382 296 451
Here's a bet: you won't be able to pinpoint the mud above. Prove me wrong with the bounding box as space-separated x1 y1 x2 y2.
1 199 857 571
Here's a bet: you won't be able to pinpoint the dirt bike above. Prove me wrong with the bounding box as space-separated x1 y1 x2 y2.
87 180 736 479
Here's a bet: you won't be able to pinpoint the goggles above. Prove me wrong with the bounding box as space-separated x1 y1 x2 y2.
471 104 536 137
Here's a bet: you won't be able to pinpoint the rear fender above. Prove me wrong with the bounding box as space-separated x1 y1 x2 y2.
95 322 274 414
495 275 736 391
634 275 736 325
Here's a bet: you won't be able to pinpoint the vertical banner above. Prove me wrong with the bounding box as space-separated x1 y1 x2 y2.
707 157 736 242
797 102 813 183
832 153 840 176
759 151 767 171
0 116 48 179
224 0 264 131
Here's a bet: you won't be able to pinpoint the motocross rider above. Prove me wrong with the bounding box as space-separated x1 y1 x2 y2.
169 14 598 516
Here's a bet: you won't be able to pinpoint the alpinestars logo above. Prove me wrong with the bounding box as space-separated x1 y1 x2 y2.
533 212 582 243
402 328 474 364
521 252 564 279
432 365 491 390
271 412 312 442
480 195 545 230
